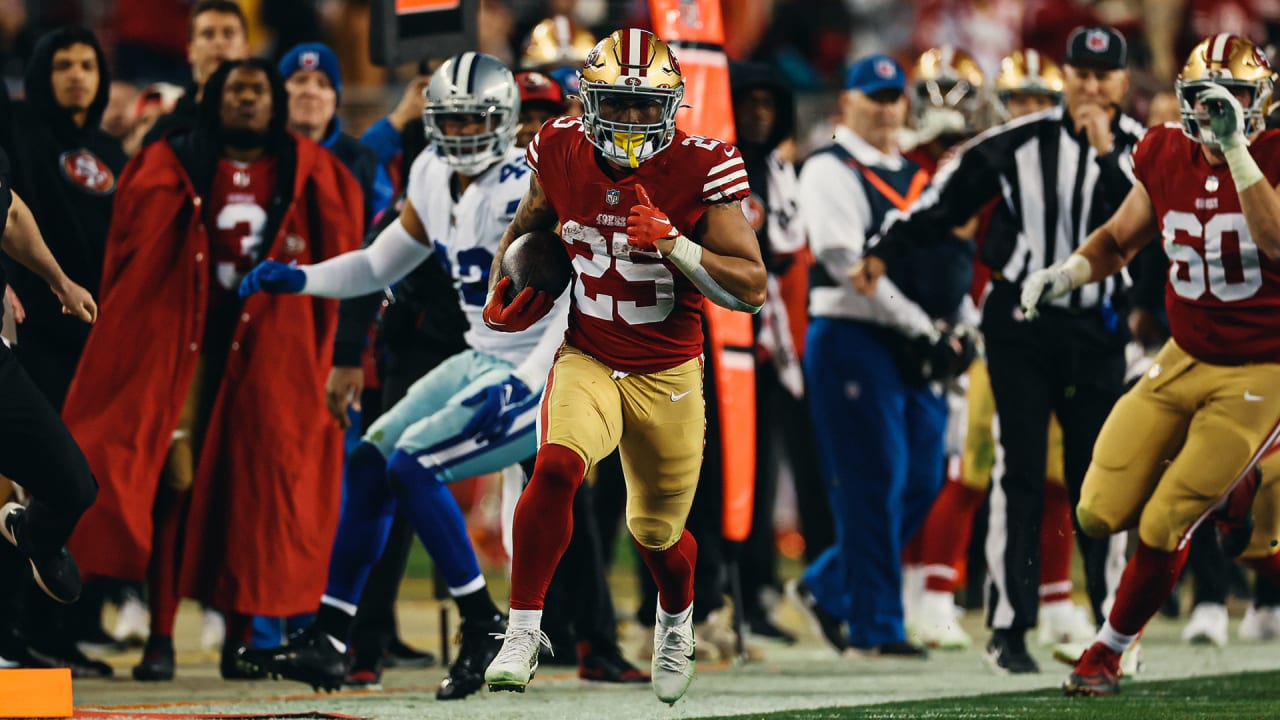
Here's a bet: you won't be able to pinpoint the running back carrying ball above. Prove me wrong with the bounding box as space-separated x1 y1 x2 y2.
500 229 572 302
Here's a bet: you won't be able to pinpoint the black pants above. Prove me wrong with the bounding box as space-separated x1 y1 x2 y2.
349 348 453 660
0 341 97 554
981 285 1125 632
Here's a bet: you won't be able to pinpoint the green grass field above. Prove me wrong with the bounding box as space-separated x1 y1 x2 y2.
702 670 1280 719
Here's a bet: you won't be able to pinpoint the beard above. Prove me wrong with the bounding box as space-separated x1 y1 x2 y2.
218 126 269 150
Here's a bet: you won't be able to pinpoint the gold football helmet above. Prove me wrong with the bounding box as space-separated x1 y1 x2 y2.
996 50 1064 99
910 46 990 143
578 28 684 167
521 15 597 70
1177 33 1275 145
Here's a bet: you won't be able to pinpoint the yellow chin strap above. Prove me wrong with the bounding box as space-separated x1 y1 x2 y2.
613 132 645 168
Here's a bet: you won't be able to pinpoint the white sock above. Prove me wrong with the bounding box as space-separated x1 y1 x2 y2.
509 609 542 630
1096 620 1136 654
656 599 693 627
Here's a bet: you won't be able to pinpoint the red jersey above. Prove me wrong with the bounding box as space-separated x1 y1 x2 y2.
208 156 278 318
1133 125 1280 365
528 117 751 372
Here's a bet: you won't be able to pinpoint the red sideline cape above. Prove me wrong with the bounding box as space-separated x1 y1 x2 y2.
62 133 362 616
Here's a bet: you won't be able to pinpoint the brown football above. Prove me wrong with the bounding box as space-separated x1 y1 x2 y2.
500 229 572 303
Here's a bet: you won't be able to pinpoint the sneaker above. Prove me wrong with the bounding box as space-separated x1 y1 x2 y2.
1239 605 1280 641
439 614 506 699
785 579 848 653
1063 642 1121 696
1038 601 1096 646
984 630 1039 674
112 590 149 648
484 625 550 693
200 608 225 652
0 503 81 604
651 609 695 705
385 638 436 668
132 635 175 681
1182 603 1229 647
577 640 649 683
916 591 972 650
240 626 346 691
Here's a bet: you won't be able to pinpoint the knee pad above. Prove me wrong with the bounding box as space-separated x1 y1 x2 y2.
628 516 680 551
1076 505 1115 539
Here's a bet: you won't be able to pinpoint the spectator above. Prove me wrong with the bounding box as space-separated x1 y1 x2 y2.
61 57 363 682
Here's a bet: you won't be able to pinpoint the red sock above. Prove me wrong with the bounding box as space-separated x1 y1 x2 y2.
147 488 189 638
1108 541 1189 635
509 444 585 610
919 481 985 593
1039 481 1074 604
637 529 698 614
1248 553 1280 585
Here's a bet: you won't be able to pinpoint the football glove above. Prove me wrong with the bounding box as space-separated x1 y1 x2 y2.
626 184 679 252
1020 266 1075 320
461 375 532 444
482 277 554 333
1197 84 1246 150
239 260 305 298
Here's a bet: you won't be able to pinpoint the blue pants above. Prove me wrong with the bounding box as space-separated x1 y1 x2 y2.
802 317 947 648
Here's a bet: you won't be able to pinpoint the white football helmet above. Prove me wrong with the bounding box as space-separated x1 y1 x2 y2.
423 52 521 176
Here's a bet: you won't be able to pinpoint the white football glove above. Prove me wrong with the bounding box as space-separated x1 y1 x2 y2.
1020 267 1073 320
1196 84 1246 151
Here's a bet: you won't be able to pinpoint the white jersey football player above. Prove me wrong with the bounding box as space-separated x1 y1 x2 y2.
237 52 566 701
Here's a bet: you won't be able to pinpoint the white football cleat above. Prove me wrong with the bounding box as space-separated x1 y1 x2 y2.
652 607 695 705
200 607 226 652
916 591 971 649
113 591 150 647
1038 600 1096 646
485 626 550 692
1182 603 1228 647
1239 605 1280 641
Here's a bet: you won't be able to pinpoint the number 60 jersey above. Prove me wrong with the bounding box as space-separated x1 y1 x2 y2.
1135 124 1280 365
528 116 751 373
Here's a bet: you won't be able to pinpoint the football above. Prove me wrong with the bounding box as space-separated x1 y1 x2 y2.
500 229 572 303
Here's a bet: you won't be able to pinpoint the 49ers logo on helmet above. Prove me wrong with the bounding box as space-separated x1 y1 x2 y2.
59 149 115 195
668 50 681 77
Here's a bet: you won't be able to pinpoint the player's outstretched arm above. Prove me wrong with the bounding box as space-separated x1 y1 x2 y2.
239 197 434 300
2 191 96 323
629 185 766 313
1021 181 1158 319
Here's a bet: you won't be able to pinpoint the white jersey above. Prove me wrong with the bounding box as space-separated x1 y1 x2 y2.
406 145 558 366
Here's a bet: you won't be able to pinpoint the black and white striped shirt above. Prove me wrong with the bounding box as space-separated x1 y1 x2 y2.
872 105 1146 311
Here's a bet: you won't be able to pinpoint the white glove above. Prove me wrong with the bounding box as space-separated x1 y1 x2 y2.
1020 255 1092 320
1196 84 1246 151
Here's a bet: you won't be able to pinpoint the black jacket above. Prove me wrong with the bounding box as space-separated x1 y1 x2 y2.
0 28 127 352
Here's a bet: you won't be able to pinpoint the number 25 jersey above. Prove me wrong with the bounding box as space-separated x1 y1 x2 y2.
528 116 751 373
1134 125 1280 365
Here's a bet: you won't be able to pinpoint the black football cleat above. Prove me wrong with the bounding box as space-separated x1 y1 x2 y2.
240 627 346 691
221 641 268 680
871 641 929 659
0 503 82 604
577 641 649 683
132 635 175 681
436 614 505 700
984 629 1039 674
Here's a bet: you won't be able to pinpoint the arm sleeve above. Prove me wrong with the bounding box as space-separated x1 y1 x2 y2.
868 138 1004 265
511 291 570 390
301 217 432 299
360 117 404 167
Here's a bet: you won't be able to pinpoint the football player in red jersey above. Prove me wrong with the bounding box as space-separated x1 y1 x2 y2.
481 28 767 704
1020 34 1280 696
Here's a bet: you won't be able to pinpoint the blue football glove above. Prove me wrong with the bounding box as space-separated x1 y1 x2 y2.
460 376 532 444
239 260 306 298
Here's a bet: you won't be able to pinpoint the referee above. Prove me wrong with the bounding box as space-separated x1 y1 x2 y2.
0 145 99 607
854 26 1144 673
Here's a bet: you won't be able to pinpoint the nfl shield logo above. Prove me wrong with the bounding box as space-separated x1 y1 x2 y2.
300 51 319 69
1085 30 1109 52
606 189 621 205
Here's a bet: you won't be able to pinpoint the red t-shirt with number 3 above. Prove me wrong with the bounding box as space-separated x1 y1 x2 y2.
1133 124 1280 365
208 156 278 320
527 117 750 373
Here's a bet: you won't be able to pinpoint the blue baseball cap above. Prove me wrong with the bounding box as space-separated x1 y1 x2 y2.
279 42 342 103
845 54 906 95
